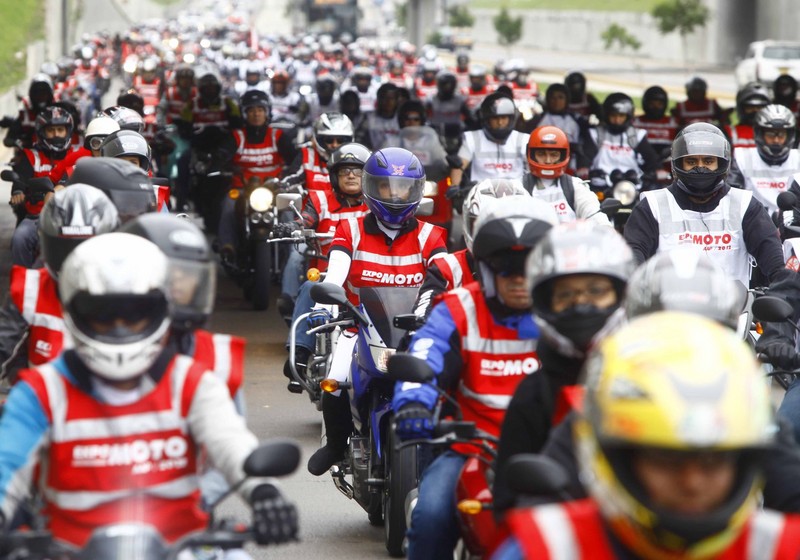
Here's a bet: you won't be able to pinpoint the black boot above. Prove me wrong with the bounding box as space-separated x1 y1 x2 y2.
308 392 353 475
283 347 311 394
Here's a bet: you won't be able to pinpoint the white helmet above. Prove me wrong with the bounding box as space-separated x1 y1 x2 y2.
462 178 529 253
59 233 172 382
83 115 120 151
313 112 354 160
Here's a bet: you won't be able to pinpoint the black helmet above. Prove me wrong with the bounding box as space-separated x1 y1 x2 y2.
29 73 55 111
118 213 216 331
735 82 771 125
435 71 457 101
328 142 371 195
527 221 634 355
102 105 145 133
397 100 427 128
685 76 708 94
754 104 797 165
472 197 557 302
99 129 152 171
602 92 634 134
479 92 518 142
625 247 745 330
564 71 586 99
671 123 731 197
773 74 798 105
39 184 120 278
196 66 222 102
68 157 156 222
456 52 469 69
174 63 194 81
35 106 74 152
642 86 668 120
117 89 145 116
240 89 272 122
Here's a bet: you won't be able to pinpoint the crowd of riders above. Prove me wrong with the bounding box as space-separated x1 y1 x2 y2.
3 0 800 557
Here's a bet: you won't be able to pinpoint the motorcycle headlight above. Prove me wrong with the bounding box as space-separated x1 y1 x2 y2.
423 181 438 197
249 187 274 212
370 346 396 373
250 212 263 223
612 180 638 206
123 58 138 74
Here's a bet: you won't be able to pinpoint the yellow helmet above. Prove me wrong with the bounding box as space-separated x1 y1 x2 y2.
574 311 775 560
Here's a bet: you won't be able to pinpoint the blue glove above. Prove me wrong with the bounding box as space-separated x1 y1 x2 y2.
394 403 434 441
307 308 332 329
250 483 299 545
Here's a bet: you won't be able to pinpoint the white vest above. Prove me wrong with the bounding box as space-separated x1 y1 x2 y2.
462 129 529 182
590 127 646 178
642 188 753 286
735 148 800 214
529 177 577 223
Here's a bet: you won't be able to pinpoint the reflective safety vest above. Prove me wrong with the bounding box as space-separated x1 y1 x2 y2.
301 146 331 192
462 129 529 182
430 248 472 291
506 499 800 560
726 124 757 151
333 216 447 306
164 86 196 124
641 188 752 287
188 97 231 131
9 265 67 366
568 94 593 117
632 115 678 150
590 127 646 178
414 78 438 104
673 99 718 126
230 127 285 187
442 283 538 441
133 75 161 103
23 148 61 177
529 176 579 223
461 85 493 112
192 329 246 398
428 95 466 127
309 189 368 270
18 355 209 547
734 148 800 214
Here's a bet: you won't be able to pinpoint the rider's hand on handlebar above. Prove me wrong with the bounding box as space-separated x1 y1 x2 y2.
250 483 299 545
762 342 800 370
273 222 299 238
446 154 463 170
9 192 24 206
307 308 332 329
394 403 434 441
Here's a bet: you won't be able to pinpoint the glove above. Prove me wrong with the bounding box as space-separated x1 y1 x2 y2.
273 222 299 238
446 154 463 170
394 403 434 441
762 343 800 370
0 116 14 128
307 308 332 329
250 483 299 545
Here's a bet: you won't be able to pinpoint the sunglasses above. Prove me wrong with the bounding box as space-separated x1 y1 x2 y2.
337 167 364 177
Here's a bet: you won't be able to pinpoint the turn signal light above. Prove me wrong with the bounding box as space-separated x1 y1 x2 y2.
756 322 763 335
596 191 605 201
307 268 321 282
229 189 240 200
457 500 483 515
321 379 340 393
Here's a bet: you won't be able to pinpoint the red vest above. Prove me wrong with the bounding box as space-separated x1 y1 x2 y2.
301 146 331 192
461 85 493 112
230 127 285 187
673 99 718 127
192 329 246 398
332 216 447 306
726 124 756 151
164 85 197 124
309 190 369 270
9 265 65 366
19 355 208 547
506 499 800 560
414 78 438 104
189 97 231 130
568 95 593 117
133 75 161 105
24 149 59 177
48 147 91 184
430 249 472 291
442 283 538 441
632 115 679 148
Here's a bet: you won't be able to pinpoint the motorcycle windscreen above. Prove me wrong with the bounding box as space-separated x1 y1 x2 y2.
359 287 419 348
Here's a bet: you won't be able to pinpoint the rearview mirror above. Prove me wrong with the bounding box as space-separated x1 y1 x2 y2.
276 192 303 211
415 197 434 216
386 353 436 384
506 454 570 497
310 282 349 306
752 295 794 323
243 439 301 478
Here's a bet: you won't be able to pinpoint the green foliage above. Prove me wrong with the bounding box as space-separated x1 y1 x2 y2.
449 5 475 27
427 30 443 47
651 0 709 37
0 0 44 91
601 23 641 52
396 2 408 27
470 0 661 11
493 7 523 46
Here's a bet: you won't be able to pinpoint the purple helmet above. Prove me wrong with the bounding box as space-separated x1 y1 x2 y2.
362 147 425 227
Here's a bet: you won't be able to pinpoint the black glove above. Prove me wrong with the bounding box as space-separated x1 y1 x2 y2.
0 116 14 128
446 154 462 170
250 483 299 546
273 222 300 238
762 343 800 370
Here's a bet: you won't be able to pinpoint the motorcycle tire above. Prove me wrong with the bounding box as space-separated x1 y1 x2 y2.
384 426 418 557
252 239 271 310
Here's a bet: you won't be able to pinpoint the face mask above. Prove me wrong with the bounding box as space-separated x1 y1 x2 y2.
681 166 721 193
549 304 616 351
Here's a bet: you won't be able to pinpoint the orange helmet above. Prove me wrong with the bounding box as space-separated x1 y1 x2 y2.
527 125 570 179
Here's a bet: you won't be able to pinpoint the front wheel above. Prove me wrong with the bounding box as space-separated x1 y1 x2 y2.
384 425 418 557
252 239 271 310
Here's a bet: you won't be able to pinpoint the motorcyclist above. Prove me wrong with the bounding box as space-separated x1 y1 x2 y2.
0 185 120 384
495 312 800 560
426 71 469 132
1 73 55 149
0 232 299 549
724 81 771 151
492 221 633 517
773 74 800 122
363 82 400 150
632 85 679 182
584 92 660 191
384 58 413 90
524 125 611 225
525 84 586 172
392 196 557 560
282 112 354 193
308 74 340 124
99 129 152 173
269 69 308 126
727 104 800 215
234 60 270 97
564 71 601 121
132 55 164 112
461 64 493 127
414 60 440 104
280 143 372 388
305 147 448 475
453 51 470 89
8 177 55 268
48 115 119 184
672 75 730 129
450 92 530 187
158 63 196 127
343 66 378 116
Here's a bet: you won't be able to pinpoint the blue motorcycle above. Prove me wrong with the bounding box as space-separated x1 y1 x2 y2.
310 283 420 557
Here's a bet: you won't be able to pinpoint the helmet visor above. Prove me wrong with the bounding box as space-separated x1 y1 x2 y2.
167 259 216 319
69 292 168 345
364 175 424 207
673 132 730 160
108 190 157 222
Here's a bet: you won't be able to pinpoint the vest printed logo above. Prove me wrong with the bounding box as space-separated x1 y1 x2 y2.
480 357 540 376
554 201 569 215
483 162 513 171
71 435 189 474
313 173 330 183
361 270 424 285
754 179 786 190
678 232 733 251
35 339 53 357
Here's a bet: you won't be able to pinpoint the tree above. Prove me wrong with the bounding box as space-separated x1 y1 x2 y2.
493 7 523 48
601 23 641 53
449 5 475 28
651 0 710 66
395 2 407 29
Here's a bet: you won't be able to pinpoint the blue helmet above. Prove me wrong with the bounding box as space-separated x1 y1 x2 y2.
362 147 425 227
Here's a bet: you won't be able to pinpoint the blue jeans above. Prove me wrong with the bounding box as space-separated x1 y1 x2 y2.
286 281 316 352
406 451 466 560
778 376 800 444
281 243 307 298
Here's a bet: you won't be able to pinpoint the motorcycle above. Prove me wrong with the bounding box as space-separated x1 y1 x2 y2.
588 168 641 233
752 294 800 391
188 126 231 233
0 439 300 560
309 282 421 557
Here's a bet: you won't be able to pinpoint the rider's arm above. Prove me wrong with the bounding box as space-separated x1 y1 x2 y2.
742 198 787 283
280 151 305 185
726 157 745 190
411 257 452 321
449 134 472 187
276 128 299 164
622 197 660 265
633 134 661 175
571 177 612 226
300 196 320 229
0 298 30 383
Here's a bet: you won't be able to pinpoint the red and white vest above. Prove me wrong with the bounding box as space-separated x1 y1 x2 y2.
733 147 800 214
9 265 66 366
673 99 718 127
726 124 757 151
300 146 331 192
23 148 61 177
164 86 197 124
308 190 368 269
192 329 246 398
188 97 231 131
461 85 493 112
133 75 161 106
506 499 800 560
430 248 472 291
230 127 286 187
332 216 447 306
632 115 678 150
414 78 438 104
18 355 209 547
442 283 538 440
